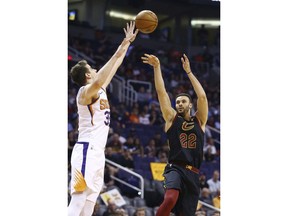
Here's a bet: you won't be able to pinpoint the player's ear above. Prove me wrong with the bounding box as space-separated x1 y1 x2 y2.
85 72 91 79
189 103 192 109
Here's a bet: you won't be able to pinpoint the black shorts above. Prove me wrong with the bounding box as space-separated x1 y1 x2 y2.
163 163 200 216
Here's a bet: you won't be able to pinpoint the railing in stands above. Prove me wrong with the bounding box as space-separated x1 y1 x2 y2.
124 83 137 106
127 79 152 93
112 75 137 106
199 200 221 213
111 75 125 102
105 158 144 199
206 125 220 145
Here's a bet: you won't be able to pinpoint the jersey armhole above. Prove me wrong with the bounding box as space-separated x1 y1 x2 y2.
89 96 100 105
195 115 205 134
88 88 101 105
101 87 106 92
166 113 178 133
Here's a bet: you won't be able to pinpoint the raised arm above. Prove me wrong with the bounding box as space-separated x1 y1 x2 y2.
141 54 176 131
81 21 138 104
102 21 139 89
181 54 208 130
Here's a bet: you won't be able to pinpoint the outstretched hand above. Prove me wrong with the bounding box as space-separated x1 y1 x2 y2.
115 21 139 57
141 54 160 67
124 21 139 43
181 54 192 74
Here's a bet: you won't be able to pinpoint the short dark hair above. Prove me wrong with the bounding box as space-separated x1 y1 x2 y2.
70 60 89 86
175 93 192 102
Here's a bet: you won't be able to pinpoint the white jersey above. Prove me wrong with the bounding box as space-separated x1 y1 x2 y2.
70 87 110 199
76 86 110 148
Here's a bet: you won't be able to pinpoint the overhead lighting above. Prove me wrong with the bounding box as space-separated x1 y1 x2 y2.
108 10 136 20
191 19 220 28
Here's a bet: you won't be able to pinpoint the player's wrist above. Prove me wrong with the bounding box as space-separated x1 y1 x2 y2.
124 37 133 43
186 71 192 75
153 61 160 68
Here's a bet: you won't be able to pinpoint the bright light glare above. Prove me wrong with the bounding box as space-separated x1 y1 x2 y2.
109 10 136 20
191 19 220 28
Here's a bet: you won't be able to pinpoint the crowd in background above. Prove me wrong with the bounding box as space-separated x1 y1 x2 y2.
68 23 220 216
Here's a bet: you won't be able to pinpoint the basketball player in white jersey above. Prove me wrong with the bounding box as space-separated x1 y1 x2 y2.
68 21 138 216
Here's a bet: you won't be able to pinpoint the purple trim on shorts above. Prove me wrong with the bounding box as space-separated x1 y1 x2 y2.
76 142 89 177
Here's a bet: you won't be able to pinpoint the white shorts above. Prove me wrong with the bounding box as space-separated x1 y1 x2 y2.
70 141 105 202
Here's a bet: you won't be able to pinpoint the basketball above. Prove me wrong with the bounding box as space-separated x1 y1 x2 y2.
135 10 158 34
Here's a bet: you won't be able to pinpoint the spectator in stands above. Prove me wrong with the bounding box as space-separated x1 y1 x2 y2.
123 135 144 157
203 137 217 162
118 148 135 169
195 210 206 216
153 132 164 151
123 136 136 152
137 86 152 106
115 102 130 126
207 170 220 196
105 147 120 163
149 110 163 126
204 126 212 144
107 133 124 154
110 105 121 122
148 92 160 110
170 74 180 89
103 199 128 216
198 187 213 213
144 138 157 157
212 189 220 209
112 208 129 216
199 172 209 190
129 107 140 123
157 151 168 163
139 110 150 125
104 165 115 188
214 115 220 130
133 137 144 157
212 211 220 216
91 200 100 216
105 147 120 177
159 141 170 156
133 207 146 216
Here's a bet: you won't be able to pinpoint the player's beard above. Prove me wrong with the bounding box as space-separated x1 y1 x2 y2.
177 106 189 117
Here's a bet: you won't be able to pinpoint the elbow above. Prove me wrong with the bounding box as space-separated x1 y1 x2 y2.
198 94 207 101
198 95 208 105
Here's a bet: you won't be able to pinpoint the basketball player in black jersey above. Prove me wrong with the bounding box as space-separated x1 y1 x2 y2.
141 53 208 216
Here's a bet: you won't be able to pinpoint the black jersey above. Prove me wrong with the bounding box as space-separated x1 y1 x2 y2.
166 114 204 169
